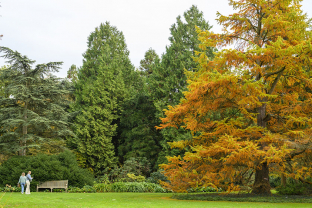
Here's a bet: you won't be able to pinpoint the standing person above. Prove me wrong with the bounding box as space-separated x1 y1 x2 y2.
25 171 33 194
18 172 27 194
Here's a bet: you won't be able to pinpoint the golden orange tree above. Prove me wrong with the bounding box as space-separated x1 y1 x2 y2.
157 0 312 194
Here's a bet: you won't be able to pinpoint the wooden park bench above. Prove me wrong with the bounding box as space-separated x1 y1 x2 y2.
37 180 68 192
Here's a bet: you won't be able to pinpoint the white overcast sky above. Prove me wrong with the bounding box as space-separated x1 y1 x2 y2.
1 0 312 78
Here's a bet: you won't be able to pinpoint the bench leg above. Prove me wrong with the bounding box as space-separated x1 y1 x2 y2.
51 188 53 193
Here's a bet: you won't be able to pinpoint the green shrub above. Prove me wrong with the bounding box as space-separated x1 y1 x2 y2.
121 157 151 177
111 182 128 192
68 186 82 193
141 182 167 193
59 182 168 193
95 174 110 184
81 185 96 193
110 182 166 193
68 185 97 193
93 183 112 192
102 157 151 182
276 177 312 195
276 183 307 195
52 188 65 193
154 186 167 193
0 150 94 191
125 173 145 182
146 170 168 184
269 175 281 188
0 186 21 192
141 182 158 192
126 182 145 192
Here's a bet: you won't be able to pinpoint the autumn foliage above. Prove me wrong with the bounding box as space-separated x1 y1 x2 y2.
158 0 312 194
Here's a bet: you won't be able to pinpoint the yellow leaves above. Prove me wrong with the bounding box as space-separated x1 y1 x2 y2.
168 140 190 150
226 183 240 193
286 130 305 138
285 116 309 129
192 169 198 175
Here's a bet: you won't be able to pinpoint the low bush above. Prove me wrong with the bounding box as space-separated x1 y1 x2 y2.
275 177 312 195
52 188 65 193
142 182 162 192
110 182 167 193
93 183 112 193
2 182 168 193
146 170 168 184
269 175 281 188
102 157 151 182
81 185 96 193
0 150 94 191
126 173 145 182
68 182 167 193
276 183 312 195
95 174 110 184
111 182 128 192
68 186 83 193
0 185 21 192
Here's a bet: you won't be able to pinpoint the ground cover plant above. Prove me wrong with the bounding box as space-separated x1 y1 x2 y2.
1 192 312 208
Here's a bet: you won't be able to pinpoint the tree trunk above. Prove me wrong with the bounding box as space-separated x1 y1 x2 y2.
281 173 286 186
19 101 27 156
252 162 271 194
252 103 271 194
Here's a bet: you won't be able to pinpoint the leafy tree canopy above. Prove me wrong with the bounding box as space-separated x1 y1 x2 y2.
158 0 312 194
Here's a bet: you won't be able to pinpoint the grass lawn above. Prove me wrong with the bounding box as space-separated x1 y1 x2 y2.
0 192 311 208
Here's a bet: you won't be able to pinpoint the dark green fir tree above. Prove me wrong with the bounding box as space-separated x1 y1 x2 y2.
0 47 74 156
148 5 216 165
71 22 134 174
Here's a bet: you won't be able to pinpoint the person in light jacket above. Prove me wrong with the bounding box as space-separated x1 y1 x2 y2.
25 171 33 194
18 172 27 194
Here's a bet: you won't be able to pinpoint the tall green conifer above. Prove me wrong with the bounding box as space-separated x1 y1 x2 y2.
148 5 216 164
116 50 162 169
0 47 74 156
71 22 134 174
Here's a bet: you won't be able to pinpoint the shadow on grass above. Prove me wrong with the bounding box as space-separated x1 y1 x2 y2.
172 193 312 203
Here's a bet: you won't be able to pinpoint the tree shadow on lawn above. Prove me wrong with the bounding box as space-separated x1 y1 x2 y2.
172 193 312 203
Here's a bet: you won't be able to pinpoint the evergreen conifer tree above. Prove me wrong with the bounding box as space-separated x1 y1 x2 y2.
114 48 163 170
0 47 74 156
71 22 134 174
148 5 216 164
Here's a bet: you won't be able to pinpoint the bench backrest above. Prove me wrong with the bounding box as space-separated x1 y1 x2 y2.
38 180 68 188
